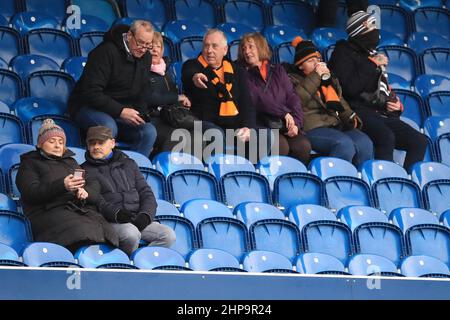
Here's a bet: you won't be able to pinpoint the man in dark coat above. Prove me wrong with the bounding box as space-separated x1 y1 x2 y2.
16 119 119 253
68 20 157 157
81 126 175 256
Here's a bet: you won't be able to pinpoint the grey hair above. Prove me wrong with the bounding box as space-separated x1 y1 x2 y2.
130 20 154 34
203 28 228 46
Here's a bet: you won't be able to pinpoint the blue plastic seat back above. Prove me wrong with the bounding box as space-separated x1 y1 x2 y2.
295 252 346 275
263 25 307 49
62 56 87 81
13 97 66 124
0 242 21 266
275 42 295 64
407 32 450 55
0 211 32 254
123 150 152 169
162 20 207 44
123 0 170 30
11 11 59 36
140 168 167 200
422 179 450 218
427 92 450 118
338 205 404 265
132 246 186 270
221 172 271 208
71 0 120 26
361 160 408 185
390 207 440 233
78 31 104 57
377 46 418 84
311 27 347 52
155 199 180 217
410 161 450 188
348 254 400 276
188 248 241 271
67 147 86 165
228 40 240 62
207 154 255 178
309 157 358 180
423 116 450 141
379 30 404 47
401 255 450 278
399 0 442 11
168 170 220 207
373 179 423 215
29 116 82 147
0 70 23 107
155 215 196 259
323 45 335 63
441 210 450 228
388 73 412 91
379 5 411 41
273 173 324 209
421 49 450 79
0 100 9 113
167 61 183 92
395 89 426 128
179 36 203 62
181 199 233 227
66 14 110 39
0 56 7 69
0 27 21 64
414 75 450 98
11 54 60 81
0 0 19 20
324 177 372 212
437 134 450 166
26 29 75 67
257 155 307 190
243 250 294 273
163 36 175 61
154 152 204 176
0 113 26 145
0 15 8 27
224 0 266 32
414 8 450 38
75 244 132 269
22 242 77 267
288 204 336 230
0 144 35 177
24 0 68 24
0 193 17 212
218 22 255 43
235 202 285 226
174 0 217 28
270 1 315 34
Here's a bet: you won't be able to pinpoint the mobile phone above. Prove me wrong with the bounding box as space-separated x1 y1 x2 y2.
73 169 85 179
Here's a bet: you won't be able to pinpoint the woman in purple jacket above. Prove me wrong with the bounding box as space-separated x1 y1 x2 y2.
238 33 311 164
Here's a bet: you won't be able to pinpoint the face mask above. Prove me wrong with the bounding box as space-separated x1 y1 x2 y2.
352 29 380 51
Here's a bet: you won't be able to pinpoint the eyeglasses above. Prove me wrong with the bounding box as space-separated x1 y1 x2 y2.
131 31 153 50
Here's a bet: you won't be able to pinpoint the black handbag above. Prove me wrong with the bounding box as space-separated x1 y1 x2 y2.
159 104 199 130
260 113 287 133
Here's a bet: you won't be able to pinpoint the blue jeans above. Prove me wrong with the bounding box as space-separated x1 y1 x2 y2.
74 107 157 156
306 127 373 166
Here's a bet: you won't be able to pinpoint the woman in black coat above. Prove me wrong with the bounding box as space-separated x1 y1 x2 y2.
16 119 118 253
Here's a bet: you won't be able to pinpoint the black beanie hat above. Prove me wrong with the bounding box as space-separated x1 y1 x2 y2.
291 36 322 66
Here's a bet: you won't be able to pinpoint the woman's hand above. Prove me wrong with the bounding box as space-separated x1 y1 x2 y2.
178 94 191 107
386 96 402 112
64 174 85 192
286 125 299 138
285 113 295 131
76 188 89 200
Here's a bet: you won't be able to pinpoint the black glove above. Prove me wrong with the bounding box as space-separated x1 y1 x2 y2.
326 101 345 113
339 110 363 130
116 208 134 224
132 213 152 231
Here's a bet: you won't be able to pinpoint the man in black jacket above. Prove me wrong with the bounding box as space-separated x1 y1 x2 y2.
68 20 157 157
82 126 175 256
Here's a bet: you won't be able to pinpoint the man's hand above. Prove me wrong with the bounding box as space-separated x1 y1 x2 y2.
314 62 330 77
286 125 299 138
386 96 402 112
178 94 191 107
76 187 88 200
192 73 208 89
285 113 295 131
236 127 251 142
64 174 85 192
372 54 388 67
120 107 146 126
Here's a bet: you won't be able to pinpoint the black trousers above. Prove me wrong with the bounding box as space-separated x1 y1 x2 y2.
355 108 428 170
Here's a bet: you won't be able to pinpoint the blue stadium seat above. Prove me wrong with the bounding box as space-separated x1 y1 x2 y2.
173 0 217 28
65 14 109 39
242 250 295 273
10 12 60 36
311 27 347 52
263 25 307 49
235 202 301 261
181 199 249 260
178 36 203 62
29 115 82 147
427 92 450 118
270 1 315 34
423 116 450 141
413 8 450 39
257 155 307 190
23 0 69 25
22 242 80 267
155 215 196 259
395 89 426 128
224 0 266 32
0 100 9 113
407 32 450 55
378 5 411 41
218 23 255 44
132 246 190 270
122 0 170 30
0 70 23 107
390 207 450 267
168 61 183 91
436 133 450 166
10 54 60 82
295 252 348 275
71 0 121 27
13 97 66 124
411 161 450 218
207 154 255 178
401 255 450 278
421 48 450 79
228 40 240 61
399 0 442 11
0 0 19 20
441 210 450 228
188 248 243 272
288 204 353 264
377 46 419 85
338 205 405 266
154 152 204 176
74 244 136 269
27 71 74 109
162 20 207 44
155 199 180 217
387 73 412 91
221 171 271 208
140 168 168 200
78 31 104 57
0 143 34 199
361 160 423 215
0 27 21 64
274 42 295 64
309 157 372 212
414 75 450 98
379 30 405 47
0 193 17 212
122 150 152 169
163 36 176 61
348 254 401 276
0 210 32 254
26 29 75 67
323 45 335 63
62 56 87 81
0 57 7 70
0 113 26 146
0 242 24 266
68 146 86 165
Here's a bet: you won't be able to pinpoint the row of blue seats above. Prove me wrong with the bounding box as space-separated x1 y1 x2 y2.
1 241 448 278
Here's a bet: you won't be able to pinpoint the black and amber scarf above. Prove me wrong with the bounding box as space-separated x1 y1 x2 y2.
198 55 239 117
